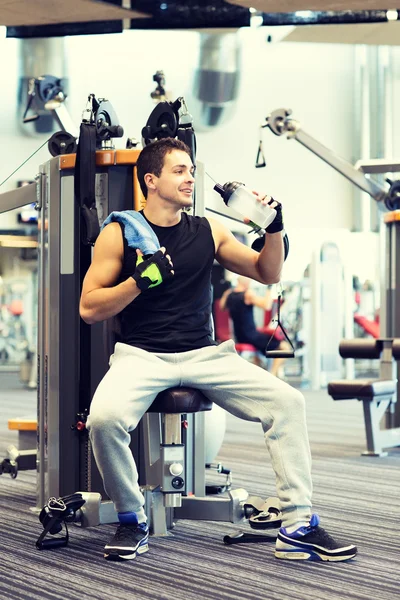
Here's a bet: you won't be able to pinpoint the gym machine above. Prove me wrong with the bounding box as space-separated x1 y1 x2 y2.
22 74 78 156
262 108 400 454
328 338 400 456
1 91 282 548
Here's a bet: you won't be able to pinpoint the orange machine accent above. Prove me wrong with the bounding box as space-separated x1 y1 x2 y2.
115 149 141 164
133 166 146 211
8 418 37 431
59 150 116 169
59 148 143 170
58 147 146 207
59 154 77 169
96 151 115 165
384 210 400 223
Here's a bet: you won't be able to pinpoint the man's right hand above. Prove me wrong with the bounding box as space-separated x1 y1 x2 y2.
132 247 174 291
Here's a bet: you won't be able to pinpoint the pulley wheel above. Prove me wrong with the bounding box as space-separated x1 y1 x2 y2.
48 131 77 157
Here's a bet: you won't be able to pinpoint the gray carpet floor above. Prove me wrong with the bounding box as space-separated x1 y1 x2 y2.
0 374 399 600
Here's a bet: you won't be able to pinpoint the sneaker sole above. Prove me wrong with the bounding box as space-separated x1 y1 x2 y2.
104 543 149 561
275 549 357 562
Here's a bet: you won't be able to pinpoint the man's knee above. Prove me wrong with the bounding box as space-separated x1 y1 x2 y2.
286 387 306 414
87 408 128 434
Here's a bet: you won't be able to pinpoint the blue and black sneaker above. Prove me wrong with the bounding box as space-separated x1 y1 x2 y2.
275 514 357 562
104 522 149 561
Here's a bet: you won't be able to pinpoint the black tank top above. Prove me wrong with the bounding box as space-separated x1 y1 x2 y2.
117 211 217 352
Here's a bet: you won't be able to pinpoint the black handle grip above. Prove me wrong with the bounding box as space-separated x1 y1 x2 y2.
265 351 295 358
223 532 277 545
23 114 39 123
36 537 68 550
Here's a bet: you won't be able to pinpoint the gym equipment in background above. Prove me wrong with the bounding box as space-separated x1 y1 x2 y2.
262 109 400 342
262 107 400 441
264 285 295 360
22 74 78 157
328 338 400 456
141 89 197 166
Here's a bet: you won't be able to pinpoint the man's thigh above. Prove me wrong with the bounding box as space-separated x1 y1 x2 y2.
181 340 296 422
89 343 181 430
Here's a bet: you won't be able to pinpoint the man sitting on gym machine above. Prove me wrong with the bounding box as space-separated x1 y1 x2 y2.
79 137 357 562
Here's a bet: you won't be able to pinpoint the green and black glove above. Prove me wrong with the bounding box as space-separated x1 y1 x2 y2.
132 250 174 291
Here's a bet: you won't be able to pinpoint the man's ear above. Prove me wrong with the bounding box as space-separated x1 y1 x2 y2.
144 173 157 191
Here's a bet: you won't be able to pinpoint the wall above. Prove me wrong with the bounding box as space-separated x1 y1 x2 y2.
0 27 376 283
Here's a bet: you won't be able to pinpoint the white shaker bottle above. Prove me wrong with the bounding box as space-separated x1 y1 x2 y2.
213 181 276 231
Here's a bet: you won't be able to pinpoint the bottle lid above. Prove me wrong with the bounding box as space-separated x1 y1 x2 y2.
213 183 225 197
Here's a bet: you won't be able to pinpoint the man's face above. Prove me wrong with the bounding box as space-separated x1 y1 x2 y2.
153 149 195 208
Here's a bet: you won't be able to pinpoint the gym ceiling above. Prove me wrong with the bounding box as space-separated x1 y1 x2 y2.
1 0 399 44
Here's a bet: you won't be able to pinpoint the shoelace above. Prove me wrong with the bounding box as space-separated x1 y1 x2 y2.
115 524 148 541
304 526 338 547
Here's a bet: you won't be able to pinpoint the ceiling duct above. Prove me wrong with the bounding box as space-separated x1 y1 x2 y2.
190 31 241 131
17 37 67 136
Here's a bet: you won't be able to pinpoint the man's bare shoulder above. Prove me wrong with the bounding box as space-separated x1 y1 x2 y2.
205 216 231 246
94 221 124 258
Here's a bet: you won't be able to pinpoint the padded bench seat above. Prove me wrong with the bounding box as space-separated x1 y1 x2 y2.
328 378 399 456
235 343 257 353
147 387 213 414
328 379 396 400
8 418 37 450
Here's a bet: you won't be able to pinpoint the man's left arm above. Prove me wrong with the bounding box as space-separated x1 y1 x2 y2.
208 194 284 284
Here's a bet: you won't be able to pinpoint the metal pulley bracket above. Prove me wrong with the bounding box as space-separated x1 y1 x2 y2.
22 75 65 123
263 106 391 207
265 108 299 138
141 100 179 145
94 98 124 143
385 178 400 211
151 70 167 102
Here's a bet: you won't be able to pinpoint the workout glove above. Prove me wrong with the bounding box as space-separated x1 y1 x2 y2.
265 200 284 233
132 250 174 291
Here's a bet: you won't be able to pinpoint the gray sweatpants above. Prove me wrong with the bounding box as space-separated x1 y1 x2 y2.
87 340 312 527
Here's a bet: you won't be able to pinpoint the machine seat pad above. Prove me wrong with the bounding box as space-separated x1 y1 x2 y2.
147 387 213 414
328 379 395 400
235 343 257 353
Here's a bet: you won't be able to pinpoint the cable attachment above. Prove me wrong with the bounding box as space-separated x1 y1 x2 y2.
177 97 192 125
36 493 86 550
22 78 38 123
255 124 267 168
82 93 96 124
265 283 296 359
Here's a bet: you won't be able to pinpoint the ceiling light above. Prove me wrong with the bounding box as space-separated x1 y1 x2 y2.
386 9 398 21
251 15 264 27
295 11 314 19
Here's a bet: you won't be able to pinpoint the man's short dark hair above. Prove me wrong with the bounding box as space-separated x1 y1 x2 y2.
136 138 191 198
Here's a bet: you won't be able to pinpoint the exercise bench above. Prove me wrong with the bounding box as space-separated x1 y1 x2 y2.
328 338 400 456
0 417 37 477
